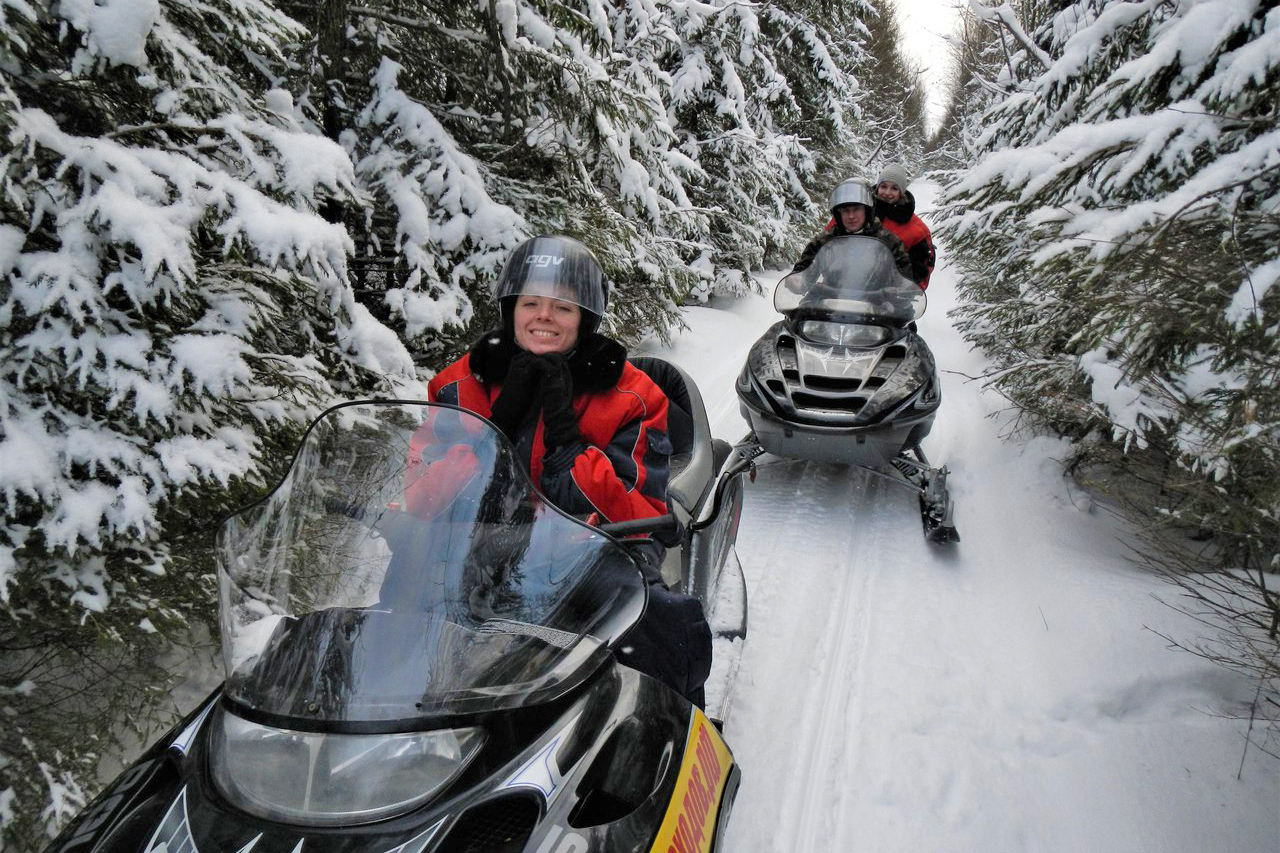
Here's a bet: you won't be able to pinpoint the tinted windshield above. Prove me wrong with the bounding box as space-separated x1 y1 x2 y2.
776 235 925 323
215 402 644 725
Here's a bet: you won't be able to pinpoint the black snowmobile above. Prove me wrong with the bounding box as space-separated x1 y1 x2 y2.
48 363 751 853
735 235 959 542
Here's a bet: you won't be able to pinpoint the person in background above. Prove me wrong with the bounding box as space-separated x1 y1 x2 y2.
872 164 935 289
427 234 712 706
792 178 914 278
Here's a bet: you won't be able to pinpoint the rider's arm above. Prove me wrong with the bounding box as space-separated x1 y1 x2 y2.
537 380 672 523
879 229 915 280
907 239 933 286
792 232 828 273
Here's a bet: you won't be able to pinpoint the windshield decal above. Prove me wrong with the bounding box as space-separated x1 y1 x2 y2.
142 787 196 853
475 618 578 648
501 711 583 800
168 698 217 757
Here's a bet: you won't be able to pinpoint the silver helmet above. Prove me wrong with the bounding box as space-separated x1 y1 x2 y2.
495 235 607 314
827 179 874 216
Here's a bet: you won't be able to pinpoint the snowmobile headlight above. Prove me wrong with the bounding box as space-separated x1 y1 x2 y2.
210 708 485 826
798 321 890 348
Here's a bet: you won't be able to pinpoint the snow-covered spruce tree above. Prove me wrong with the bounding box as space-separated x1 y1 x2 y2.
657 0 869 292
280 0 707 348
280 0 872 338
935 0 1280 722
855 0 929 171
924 3 1016 168
0 0 418 846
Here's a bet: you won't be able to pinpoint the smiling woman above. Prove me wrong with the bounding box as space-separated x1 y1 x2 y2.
427 235 669 526
513 296 582 354
426 234 714 708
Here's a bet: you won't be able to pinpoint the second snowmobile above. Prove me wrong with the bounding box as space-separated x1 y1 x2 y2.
735 235 959 542
47 366 751 853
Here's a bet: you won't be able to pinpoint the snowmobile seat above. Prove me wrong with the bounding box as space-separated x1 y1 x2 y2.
628 357 713 516
630 357 694 455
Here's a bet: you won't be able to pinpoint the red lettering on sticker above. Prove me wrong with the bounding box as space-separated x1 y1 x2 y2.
675 814 700 853
684 777 709 849
669 821 693 853
689 766 710 820
662 721 731 853
695 730 723 781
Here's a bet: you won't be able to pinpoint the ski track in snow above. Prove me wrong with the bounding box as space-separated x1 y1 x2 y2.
642 182 1278 853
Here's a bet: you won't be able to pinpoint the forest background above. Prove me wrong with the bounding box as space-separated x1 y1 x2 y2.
0 0 1275 849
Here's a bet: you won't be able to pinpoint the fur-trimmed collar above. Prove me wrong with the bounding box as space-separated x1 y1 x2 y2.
468 328 627 392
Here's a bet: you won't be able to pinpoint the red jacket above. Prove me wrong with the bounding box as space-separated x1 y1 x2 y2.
874 192 935 289
428 332 671 523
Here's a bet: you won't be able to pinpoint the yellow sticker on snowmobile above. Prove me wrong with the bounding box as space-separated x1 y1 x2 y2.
649 710 734 853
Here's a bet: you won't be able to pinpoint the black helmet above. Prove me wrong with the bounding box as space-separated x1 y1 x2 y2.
828 179 874 217
495 235 608 336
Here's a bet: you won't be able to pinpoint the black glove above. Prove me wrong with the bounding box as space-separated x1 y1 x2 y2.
487 349 541 440
536 353 581 450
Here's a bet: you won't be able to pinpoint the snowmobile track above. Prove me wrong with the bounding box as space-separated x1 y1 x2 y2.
728 459 898 850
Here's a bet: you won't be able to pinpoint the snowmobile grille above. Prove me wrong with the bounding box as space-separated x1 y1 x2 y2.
443 794 540 852
791 391 868 414
803 375 863 392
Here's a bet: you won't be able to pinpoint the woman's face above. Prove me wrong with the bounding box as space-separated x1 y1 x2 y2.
513 295 582 354
876 181 903 203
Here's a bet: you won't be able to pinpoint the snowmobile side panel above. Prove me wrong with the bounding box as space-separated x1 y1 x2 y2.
684 468 744 603
646 710 738 853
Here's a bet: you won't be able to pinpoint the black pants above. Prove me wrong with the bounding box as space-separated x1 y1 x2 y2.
617 581 713 707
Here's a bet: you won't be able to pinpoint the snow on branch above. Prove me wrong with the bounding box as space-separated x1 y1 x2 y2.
968 0 1052 70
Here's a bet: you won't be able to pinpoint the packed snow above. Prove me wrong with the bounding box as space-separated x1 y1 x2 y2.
637 181 1279 853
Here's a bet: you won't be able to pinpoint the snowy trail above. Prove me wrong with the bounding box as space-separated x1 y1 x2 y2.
638 181 1278 853
729 462 901 849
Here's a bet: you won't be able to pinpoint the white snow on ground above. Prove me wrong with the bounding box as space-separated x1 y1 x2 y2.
637 181 1279 853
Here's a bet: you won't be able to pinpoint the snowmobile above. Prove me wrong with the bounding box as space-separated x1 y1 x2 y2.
48 364 752 853
735 235 959 543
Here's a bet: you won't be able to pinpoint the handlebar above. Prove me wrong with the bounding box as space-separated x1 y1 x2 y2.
597 513 682 539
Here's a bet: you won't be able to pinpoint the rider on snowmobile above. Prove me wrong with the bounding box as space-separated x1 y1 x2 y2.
793 178 913 279
425 235 713 705
873 164 936 289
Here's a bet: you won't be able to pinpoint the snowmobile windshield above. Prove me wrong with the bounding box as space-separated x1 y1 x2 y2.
215 401 645 727
775 235 925 324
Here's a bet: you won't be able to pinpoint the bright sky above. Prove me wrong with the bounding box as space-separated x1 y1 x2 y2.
892 0 965 133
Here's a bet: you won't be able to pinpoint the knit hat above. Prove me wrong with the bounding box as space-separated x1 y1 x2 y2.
876 164 911 191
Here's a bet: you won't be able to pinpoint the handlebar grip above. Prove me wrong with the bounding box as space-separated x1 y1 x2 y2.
597 513 681 539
